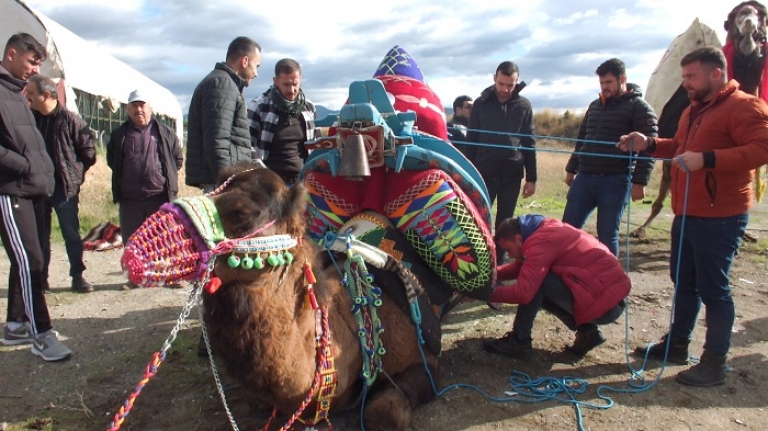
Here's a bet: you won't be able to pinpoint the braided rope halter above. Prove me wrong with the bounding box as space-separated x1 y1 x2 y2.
109 168 337 431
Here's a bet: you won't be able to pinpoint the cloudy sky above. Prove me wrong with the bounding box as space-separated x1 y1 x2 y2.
24 0 733 114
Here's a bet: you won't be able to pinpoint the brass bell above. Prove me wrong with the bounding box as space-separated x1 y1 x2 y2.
338 133 371 181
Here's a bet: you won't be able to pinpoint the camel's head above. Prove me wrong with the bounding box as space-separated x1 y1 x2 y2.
121 163 308 288
726 1 768 52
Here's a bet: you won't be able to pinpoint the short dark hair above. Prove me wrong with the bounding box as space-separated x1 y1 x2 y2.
27 74 57 98
225 36 260 62
4 32 46 61
680 46 727 70
275 58 301 76
494 217 521 243
595 58 625 79
495 61 519 77
452 95 472 112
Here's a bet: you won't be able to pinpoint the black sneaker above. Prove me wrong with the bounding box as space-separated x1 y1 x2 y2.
568 326 606 356
71 275 93 293
483 332 533 361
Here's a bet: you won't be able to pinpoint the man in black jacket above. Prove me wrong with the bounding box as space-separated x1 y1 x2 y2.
0 33 72 361
562 58 657 257
27 74 96 293
106 90 183 247
186 36 261 192
465 61 537 265
447 95 473 156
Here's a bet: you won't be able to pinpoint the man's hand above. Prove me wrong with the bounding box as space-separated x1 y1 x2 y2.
631 183 645 201
522 181 536 198
617 132 649 152
672 151 705 172
565 172 575 187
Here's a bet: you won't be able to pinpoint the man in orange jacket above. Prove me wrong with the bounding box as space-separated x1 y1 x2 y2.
482 215 630 361
618 46 768 387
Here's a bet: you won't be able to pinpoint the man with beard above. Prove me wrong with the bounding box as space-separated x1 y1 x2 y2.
248 58 317 186
562 58 657 257
464 61 537 265
185 36 261 193
618 46 768 387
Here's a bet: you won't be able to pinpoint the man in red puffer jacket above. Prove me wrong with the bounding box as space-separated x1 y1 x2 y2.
482 214 630 361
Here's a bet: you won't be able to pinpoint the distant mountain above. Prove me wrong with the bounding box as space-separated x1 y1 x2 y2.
316 105 338 121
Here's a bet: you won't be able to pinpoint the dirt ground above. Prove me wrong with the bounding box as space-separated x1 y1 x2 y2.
1 204 768 431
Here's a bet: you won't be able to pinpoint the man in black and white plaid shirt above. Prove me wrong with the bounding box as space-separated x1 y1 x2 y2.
248 58 317 185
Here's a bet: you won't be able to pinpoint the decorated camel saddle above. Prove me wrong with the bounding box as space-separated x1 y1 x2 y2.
303 46 496 301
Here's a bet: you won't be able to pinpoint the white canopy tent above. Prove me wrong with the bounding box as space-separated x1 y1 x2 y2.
0 0 183 141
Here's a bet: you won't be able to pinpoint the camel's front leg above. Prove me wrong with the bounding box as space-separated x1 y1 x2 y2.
363 362 438 431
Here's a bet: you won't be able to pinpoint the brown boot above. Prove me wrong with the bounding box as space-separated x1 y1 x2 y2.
634 333 689 365
675 351 726 387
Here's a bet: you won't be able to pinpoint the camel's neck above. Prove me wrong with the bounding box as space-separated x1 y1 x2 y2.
739 34 760 56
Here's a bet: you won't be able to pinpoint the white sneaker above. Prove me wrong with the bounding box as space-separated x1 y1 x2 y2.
31 330 72 362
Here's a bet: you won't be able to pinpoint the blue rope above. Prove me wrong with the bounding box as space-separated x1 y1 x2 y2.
316 128 694 430
405 132 694 430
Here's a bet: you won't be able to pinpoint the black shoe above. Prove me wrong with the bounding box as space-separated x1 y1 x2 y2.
483 332 533 361
71 275 93 293
568 326 606 356
43 280 52 294
634 333 690 365
675 351 726 387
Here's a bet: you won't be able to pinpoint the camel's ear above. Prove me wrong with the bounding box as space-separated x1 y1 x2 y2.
283 182 308 234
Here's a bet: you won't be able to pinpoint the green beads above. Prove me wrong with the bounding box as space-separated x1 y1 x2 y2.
226 251 294 270
227 254 241 268
241 255 254 270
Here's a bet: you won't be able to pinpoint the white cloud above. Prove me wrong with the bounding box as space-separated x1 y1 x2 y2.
22 0 733 114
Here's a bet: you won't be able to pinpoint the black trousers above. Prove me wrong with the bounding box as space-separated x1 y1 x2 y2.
0 195 52 335
119 195 169 243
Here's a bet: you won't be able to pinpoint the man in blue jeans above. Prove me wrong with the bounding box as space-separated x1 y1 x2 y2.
563 58 657 256
619 47 768 387
27 74 96 293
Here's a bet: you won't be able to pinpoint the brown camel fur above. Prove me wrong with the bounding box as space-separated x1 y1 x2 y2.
201 164 437 431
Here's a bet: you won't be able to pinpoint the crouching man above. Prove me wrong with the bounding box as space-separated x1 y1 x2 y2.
482 215 630 360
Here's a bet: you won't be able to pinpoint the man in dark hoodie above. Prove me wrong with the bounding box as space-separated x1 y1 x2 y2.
483 215 630 361
0 33 72 362
563 58 658 257
185 36 261 192
465 61 537 264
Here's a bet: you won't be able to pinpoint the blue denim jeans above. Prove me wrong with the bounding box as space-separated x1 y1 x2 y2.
42 187 86 278
562 173 630 257
669 214 747 357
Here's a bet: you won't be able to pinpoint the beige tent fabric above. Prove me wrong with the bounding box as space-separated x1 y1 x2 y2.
645 18 722 116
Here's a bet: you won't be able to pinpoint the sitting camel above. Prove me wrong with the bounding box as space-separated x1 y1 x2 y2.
122 164 444 431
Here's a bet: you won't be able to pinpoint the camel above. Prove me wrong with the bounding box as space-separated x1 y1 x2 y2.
122 163 445 431
723 1 768 204
635 4 768 239
631 19 721 239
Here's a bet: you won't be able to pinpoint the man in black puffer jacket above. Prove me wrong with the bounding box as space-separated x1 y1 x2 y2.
0 33 72 362
185 36 261 192
465 61 537 265
27 74 97 294
563 58 657 257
